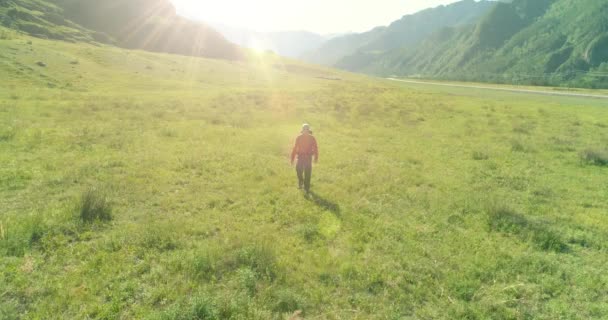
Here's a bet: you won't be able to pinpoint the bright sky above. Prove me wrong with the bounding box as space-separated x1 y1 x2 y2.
171 0 462 34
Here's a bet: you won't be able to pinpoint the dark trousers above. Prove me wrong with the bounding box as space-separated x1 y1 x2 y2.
296 155 313 191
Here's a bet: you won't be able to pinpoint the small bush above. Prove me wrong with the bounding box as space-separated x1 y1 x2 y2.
580 149 608 166
77 189 112 223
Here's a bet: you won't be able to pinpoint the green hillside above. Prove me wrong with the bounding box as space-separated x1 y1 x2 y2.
303 26 386 66
303 0 495 68
3 29 608 319
0 0 103 42
370 0 608 88
0 0 243 60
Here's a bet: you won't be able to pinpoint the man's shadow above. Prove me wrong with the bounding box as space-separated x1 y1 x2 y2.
305 191 341 216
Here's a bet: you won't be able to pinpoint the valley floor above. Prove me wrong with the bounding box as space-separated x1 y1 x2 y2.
2 35 608 319
387 78 608 100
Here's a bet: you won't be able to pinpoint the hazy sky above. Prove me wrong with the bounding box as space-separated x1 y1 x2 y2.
171 0 462 34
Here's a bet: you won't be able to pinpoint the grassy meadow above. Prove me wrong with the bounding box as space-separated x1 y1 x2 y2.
2 31 608 319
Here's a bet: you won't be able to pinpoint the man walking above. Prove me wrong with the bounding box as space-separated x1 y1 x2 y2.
291 124 319 192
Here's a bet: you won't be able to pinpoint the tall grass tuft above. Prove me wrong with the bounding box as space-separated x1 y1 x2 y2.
158 294 219 320
580 148 608 166
272 289 306 314
138 226 178 251
0 214 47 257
0 126 16 142
77 189 112 223
511 140 526 152
472 151 489 160
488 206 567 252
234 244 278 280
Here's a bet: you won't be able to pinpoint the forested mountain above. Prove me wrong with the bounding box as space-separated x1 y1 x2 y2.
303 0 496 67
372 0 608 88
0 0 243 60
304 0 608 88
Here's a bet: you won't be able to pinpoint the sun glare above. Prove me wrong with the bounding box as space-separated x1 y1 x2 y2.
248 39 272 54
171 0 464 33
172 0 270 30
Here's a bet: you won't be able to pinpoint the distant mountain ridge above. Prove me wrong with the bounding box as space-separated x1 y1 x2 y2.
303 0 497 68
372 0 608 88
304 0 608 88
0 0 243 60
211 24 329 58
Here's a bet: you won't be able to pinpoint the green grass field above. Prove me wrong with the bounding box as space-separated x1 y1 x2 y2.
2 31 608 319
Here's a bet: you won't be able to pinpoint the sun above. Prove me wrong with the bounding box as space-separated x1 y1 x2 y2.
248 38 273 54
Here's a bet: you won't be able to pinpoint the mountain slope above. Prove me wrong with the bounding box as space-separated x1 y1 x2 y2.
303 0 496 68
371 0 608 88
0 0 105 42
303 26 386 66
0 0 243 60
